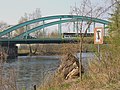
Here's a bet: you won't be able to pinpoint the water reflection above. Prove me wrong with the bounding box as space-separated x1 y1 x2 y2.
76 52 94 71
4 56 60 90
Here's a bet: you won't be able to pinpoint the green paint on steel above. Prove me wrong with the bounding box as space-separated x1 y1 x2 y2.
0 15 109 37
14 17 109 39
0 38 79 44
14 19 79 39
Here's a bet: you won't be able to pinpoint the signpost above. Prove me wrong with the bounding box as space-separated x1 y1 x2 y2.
94 27 104 61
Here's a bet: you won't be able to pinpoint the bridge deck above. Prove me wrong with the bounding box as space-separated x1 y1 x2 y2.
0 38 79 44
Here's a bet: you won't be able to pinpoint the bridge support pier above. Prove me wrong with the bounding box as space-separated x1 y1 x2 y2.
0 44 18 59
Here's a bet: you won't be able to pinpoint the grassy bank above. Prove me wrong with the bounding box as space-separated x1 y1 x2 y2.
38 43 120 90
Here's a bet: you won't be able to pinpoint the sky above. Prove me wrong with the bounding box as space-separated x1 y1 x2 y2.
0 0 111 25
0 0 78 25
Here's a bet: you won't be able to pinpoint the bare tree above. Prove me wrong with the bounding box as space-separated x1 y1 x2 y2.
69 0 117 80
14 17 27 37
0 21 9 32
15 8 44 55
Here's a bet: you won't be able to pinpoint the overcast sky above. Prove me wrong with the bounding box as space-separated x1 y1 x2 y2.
0 0 111 25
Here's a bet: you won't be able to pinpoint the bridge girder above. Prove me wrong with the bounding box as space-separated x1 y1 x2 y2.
0 15 109 38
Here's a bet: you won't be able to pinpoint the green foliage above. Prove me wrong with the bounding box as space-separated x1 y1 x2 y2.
109 2 120 37
109 2 120 46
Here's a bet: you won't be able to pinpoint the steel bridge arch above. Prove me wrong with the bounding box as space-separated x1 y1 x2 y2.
14 19 78 39
14 18 109 39
0 15 109 37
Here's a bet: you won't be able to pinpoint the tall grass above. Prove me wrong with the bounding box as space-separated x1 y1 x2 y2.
38 36 120 90
0 59 17 90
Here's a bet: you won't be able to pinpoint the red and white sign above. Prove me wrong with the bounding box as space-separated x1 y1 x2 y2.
94 27 104 44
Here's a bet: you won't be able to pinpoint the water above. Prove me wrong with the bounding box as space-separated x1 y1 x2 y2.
2 53 94 90
76 52 94 71
3 56 60 90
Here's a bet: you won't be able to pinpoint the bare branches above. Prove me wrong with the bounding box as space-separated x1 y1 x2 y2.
0 22 9 32
70 0 118 39
96 1 118 18
68 0 118 80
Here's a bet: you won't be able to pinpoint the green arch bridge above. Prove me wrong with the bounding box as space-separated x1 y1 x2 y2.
0 15 109 59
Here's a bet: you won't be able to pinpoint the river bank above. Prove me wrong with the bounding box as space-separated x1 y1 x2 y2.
38 42 120 90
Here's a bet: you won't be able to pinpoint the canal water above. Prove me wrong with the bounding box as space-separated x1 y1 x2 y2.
2 53 94 90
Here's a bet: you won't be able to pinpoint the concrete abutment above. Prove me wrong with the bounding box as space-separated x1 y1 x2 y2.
0 44 18 59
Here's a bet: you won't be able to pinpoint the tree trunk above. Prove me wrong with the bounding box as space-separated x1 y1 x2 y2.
29 44 32 56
